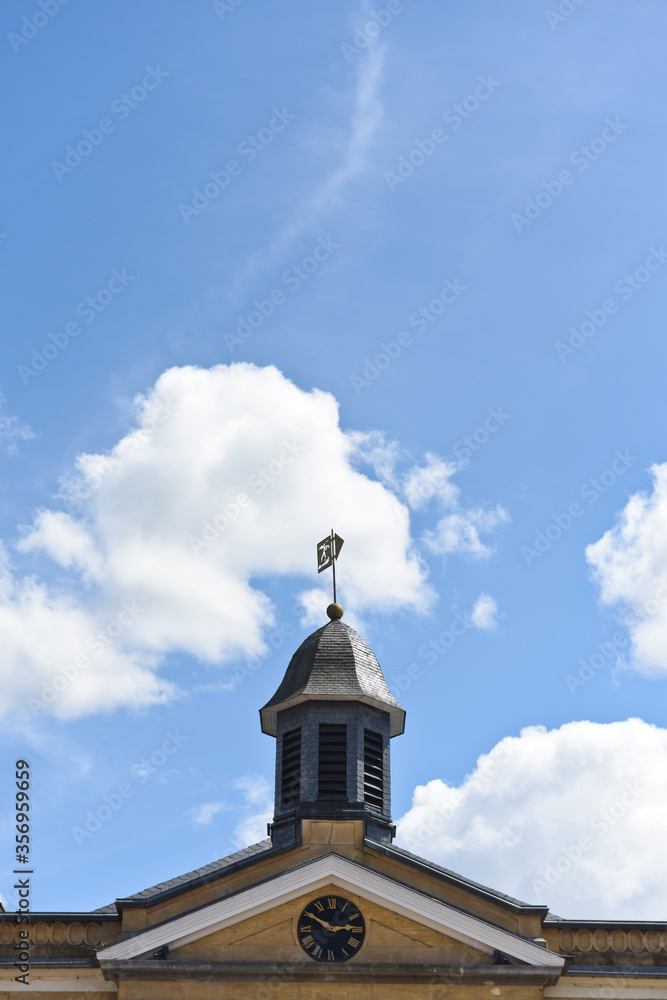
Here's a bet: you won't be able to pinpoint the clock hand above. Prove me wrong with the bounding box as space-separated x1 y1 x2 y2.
305 911 337 933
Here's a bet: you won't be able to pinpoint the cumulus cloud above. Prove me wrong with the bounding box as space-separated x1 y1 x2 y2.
0 544 171 720
396 718 667 920
586 464 667 675
470 593 498 630
2 363 505 719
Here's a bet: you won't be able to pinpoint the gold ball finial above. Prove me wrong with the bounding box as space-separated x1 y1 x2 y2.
327 603 344 620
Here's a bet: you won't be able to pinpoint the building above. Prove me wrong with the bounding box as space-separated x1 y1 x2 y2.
2 605 667 998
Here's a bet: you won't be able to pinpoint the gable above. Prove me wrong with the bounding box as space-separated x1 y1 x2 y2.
98 854 564 968
168 883 490 966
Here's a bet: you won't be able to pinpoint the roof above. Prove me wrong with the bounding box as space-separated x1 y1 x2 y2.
260 618 405 736
370 840 549 914
95 836 547 917
95 840 275 913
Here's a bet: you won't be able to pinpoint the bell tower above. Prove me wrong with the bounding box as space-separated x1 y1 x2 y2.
260 603 405 849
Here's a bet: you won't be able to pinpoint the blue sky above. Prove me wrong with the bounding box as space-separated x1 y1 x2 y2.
2 0 667 920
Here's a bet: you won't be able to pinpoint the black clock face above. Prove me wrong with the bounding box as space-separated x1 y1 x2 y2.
297 894 366 963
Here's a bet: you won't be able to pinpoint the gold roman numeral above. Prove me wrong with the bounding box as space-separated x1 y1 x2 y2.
302 934 314 947
314 900 324 912
327 897 337 908
327 950 335 961
299 924 311 934
348 936 360 949
311 944 322 958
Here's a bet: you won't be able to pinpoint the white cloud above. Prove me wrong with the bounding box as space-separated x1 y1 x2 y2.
188 801 226 826
2 363 505 720
396 718 667 919
470 593 498 630
586 463 667 675
3 363 441 719
0 544 172 720
403 454 459 510
402 454 509 558
232 775 273 847
232 12 385 293
18 510 102 580
425 506 509 558
0 394 34 455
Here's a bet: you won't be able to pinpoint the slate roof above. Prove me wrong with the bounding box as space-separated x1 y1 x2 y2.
93 836 546 917
94 840 275 914
371 840 548 914
260 619 405 736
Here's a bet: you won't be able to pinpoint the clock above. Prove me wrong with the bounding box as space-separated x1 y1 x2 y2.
297 894 366 963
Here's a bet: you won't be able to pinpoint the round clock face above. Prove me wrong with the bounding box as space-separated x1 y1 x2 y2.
297 894 366 963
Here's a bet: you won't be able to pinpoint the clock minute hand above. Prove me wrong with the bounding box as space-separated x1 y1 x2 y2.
305 911 337 933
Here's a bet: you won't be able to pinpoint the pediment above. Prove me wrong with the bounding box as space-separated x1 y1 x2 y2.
163 883 490 966
98 855 564 969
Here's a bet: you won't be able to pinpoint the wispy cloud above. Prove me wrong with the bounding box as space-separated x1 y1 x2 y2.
0 393 34 455
231 22 386 295
188 800 226 826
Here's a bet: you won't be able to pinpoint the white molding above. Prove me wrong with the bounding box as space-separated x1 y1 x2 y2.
98 855 564 967
545 987 667 999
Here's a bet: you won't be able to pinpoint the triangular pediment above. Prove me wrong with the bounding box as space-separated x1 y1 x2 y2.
163 882 493 966
98 854 564 969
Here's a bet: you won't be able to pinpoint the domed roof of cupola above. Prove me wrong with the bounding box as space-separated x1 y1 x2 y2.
260 618 405 738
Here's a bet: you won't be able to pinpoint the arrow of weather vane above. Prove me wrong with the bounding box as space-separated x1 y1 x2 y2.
317 529 344 604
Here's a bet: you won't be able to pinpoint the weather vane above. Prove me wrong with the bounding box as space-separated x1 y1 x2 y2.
317 529 344 605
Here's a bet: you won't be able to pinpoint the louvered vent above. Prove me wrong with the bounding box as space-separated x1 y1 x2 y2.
363 728 384 810
318 723 347 799
280 727 301 807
